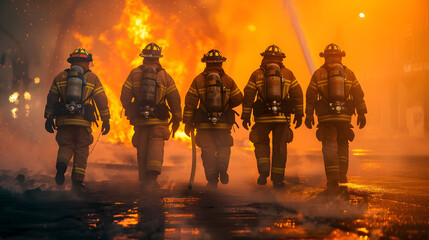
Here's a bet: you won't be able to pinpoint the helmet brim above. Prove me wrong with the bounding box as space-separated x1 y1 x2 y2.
139 53 163 58
201 56 226 63
260 52 286 58
201 59 226 63
319 51 346 58
67 57 93 63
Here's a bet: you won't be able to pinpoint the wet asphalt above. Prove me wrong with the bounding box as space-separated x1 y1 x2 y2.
0 152 428 240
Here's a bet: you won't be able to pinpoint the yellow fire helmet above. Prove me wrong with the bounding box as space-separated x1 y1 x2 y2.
67 48 93 63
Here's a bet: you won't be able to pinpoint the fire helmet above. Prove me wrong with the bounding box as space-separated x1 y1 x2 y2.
260 45 286 58
319 43 346 58
140 43 163 58
67 48 93 63
201 49 226 63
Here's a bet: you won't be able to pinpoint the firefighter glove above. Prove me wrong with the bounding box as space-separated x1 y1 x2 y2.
293 115 303 129
242 119 251 130
305 115 315 129
169 115 181 138
357 114 366 129
171 121 180 138
184 124 193 137
44 116 56 133
101 120 110 135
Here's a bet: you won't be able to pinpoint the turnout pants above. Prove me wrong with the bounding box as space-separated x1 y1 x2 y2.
316 122 355 186
195 129 234 183
132 125 171 182
56 125 94 182
249 123 293 182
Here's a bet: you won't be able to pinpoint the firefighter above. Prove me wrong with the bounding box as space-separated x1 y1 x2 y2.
121 43 182 189
305 43 367 191
183 49 243 188
44 48 110 194
241 45 303 189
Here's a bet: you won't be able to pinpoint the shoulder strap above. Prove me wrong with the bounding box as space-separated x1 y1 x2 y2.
254 69 267 103
156 66 164 73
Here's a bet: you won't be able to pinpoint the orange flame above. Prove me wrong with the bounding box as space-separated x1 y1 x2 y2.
73 0 206 145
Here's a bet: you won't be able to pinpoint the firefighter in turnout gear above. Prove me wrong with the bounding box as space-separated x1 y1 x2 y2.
121 43 182 189
183 49 243 188
241 45 303 188
305 43 367 191
44 48 110 194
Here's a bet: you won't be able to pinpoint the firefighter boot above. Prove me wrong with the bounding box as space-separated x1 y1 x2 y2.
206 180 218 189
146 171 160 190
55 162 67 185
71 181 86 197
219 171 229 184
273 181 286 189
327 180 340 194
339 175 348 184
257 173 269 185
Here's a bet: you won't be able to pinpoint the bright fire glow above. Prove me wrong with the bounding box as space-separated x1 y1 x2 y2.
25 104 30 117
359 12 365 18
9 92 19 104
114 213 139 227
72 0 213 146
34 77 40 84
24 92 31 101
352 149 373 156
11 108 18 119
248 24 256 32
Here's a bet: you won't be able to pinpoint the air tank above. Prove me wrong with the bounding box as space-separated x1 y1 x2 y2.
205 73 223 113
328 63 345 101
265 64 282 103
140 67 157 105
66 65 84 105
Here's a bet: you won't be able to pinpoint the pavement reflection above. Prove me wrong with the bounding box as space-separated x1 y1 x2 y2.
0 152 428 239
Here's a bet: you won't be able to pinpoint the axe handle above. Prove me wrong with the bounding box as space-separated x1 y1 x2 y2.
188 129 196 190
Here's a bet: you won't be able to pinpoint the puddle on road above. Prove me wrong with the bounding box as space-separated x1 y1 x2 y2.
114 209 139 227
162 197 199 208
